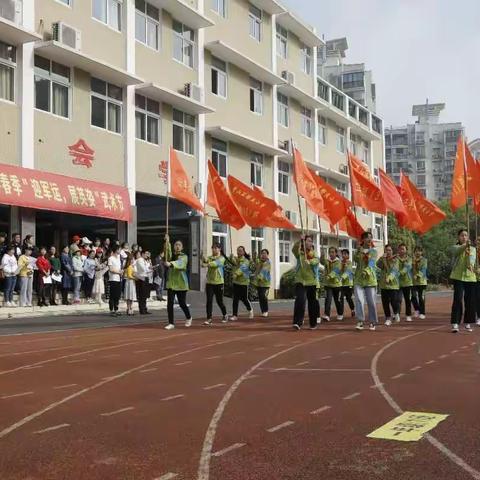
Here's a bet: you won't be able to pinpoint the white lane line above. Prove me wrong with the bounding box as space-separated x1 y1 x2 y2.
175 361 192 366
100 407 135 417
370 383 384 389
203 384 226 391
274 344 286 348
410 366 422 371
2 391 34 399
343 392 361 400
320 355 332 360
391 373 405 379
266 421 294 433
67 359 87 364
34 423 70 434
53 384 78 390
451 350 459 354
211 443 246 458
310 405 331 415
102 354 121 358
425 360 436 365
438 354 448 359
23 365 43 369
471 342 476 346
296 361 309 366
206 356 222 360
134 350 151 354
154 473 178 480
140 368 157 373
355 346 366 350
231 351 245 355
245 374 259 379
161 394 184 402
274 368 369 372
340 351 349 355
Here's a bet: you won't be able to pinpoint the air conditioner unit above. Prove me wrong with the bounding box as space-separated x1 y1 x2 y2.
53 22 82 50
281 70 295 85
278 139 290 152
339 164 348 174
0 0 22 24
183 83 202 102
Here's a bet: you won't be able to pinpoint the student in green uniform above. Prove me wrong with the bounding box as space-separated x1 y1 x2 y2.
202 242 228 325
340 249 355 317
397 243 413 322
377 244 400 326
292 235 320 330
411 246 428 320
252 249 271 317
450 229 476 333
321 247 343 321
475 237 480 326
354 231 378 331
230 246 253 321
163 235 192 330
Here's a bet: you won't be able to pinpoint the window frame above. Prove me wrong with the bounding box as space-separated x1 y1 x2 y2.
277 160 290 195
135 0 160 50
172 20 195 69
250 151 263 187
211 138 228 178
0 41 16 104
251 227 264 256
211 56 227 99
317 115 327 145
248 3 262 42
300 106 312 138
336 125 346 154
300 44 312 75
277 92 289 128
135 93 161 145
212 220 228 253
249 77 263 115
172 108 196 155
211 0 227 18
276 24 288 59
92 0 123 31
278 230 291 263
90 77 123 134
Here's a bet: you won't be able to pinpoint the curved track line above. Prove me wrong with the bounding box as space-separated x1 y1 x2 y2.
197 332 344 480
0 331 271 439
371 329 480 480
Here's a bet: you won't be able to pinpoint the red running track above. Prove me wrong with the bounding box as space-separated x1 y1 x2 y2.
0 295 479 480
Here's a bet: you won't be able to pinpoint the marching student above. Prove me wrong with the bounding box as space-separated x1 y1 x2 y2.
202 242 229 325
411 246 428 320
292 234 320 330
252 249 271 318
376 244 400 326
320 247 344 321
230 246 253 321
397 243 413 322
340 249 355 318
164 235 192 330
450 229 476 333
353 231 378 331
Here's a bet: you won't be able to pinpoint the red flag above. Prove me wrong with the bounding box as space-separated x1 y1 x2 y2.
338 205 365 240
252 186 295 229
207 161 245 230
451 135 467 212
396 174 422 231
379 168 406 216
169 147 204 213
348 152 386 215
465 141 480 196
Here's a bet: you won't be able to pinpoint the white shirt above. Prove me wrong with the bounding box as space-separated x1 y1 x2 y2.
1 254 18 276
108 255 122 282
135 257 151 281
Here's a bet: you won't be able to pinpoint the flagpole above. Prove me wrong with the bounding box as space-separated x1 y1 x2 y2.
291 138 307 262
462 135 470 236
164 149 171 262
318 215 323 256
305 199 309 234
346 150 360 225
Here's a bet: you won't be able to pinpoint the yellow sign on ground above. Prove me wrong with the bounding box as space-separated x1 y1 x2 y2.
367 411 449 442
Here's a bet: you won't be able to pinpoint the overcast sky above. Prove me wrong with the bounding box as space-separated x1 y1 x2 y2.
281 0 480 140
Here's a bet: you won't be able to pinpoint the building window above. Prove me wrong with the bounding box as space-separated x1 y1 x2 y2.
135 0 160 50
91 77 122 133
374 216 383 241
317 115 327 145
278 160 290 195
34 55 70 118
350 134 357 155
417 161 426 171
213 220 228 252
342 72 364 89
300 44 312 74
301 107 312 138
173 108 196 155
336 126 345 153
249 78 263 114
277 92 289 127
250 152 263 187
332 90 344 111
362 141 369 163
279 230 291 263
251 227 264 255
135 94 160 144
248 3 262 41
173 21 195 68
93 0 122 31
417 174 426 187
276 24 287 58
211 56 227 98
212 0 226 17
212 138 227 178
0 41 16 102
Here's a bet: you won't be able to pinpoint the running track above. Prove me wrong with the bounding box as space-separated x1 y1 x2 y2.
0 296 478 480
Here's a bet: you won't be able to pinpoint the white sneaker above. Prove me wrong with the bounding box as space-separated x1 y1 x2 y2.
261 312 268 317
384 318 392 326
293 324 301 331
185 318 192 327
321 315 330 322
414 311 420 318
229 315 237 322
248 310 254 319
394 314 400 323
204 319 213 326
164 324 175 330
476 319 480 326
222 315 229 323
419 314 426 320
465 324 473 332
369 323 376 331
406 316 413 322
317 317 322 324
310 325 318 330
5 302 11 307
336 315 344 321
451 323 459 333
355 321 364 331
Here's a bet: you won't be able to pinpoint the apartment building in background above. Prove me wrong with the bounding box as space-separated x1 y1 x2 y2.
385 103 463 202
469 138 480 161
0 0 384 293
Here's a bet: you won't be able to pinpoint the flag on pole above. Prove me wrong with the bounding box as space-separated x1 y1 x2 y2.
396 173 423 231
338 205 365 240
252 186 296 229
451 135 467 212
379 168 407 216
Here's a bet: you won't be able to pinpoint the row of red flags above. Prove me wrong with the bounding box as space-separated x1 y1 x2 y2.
167 137 477 240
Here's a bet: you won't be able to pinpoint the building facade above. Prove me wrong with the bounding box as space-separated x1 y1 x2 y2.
385 103 463 202
0 0 384 293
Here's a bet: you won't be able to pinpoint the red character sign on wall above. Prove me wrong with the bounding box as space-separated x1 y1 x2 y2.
69 139 95 168
158 160 168 184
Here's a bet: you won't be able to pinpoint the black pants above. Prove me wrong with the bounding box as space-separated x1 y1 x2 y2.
451 280 476 324
167 289 191 324
399 286 412 316
476 282 480 320
38 282 50 306
293 284 319 328
136 279 149 314
342 286 355 313
109 281 121 312
232 283 252 316
324 287 343 317
257 287 269 313
84 277 94 299
61 288 69 305
50 281 59 304
206 284 227 319
381 289 400 318
411 285 426 315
